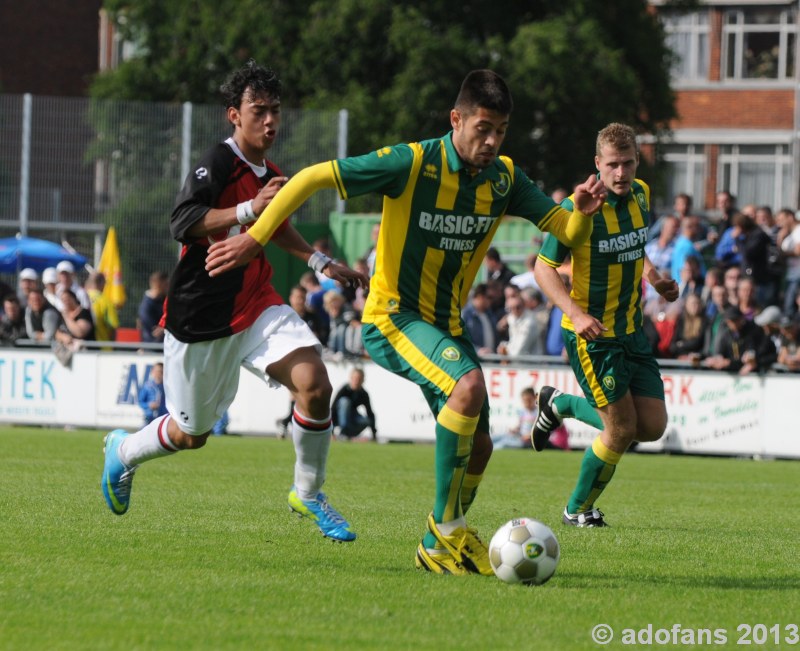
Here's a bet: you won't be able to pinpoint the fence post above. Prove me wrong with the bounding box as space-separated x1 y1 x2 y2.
336 109 348 214
181 101 193 185
19 93 32 237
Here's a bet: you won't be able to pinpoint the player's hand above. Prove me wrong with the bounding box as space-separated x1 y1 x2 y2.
572 174 607 216
571 311 607 341
206 232 263 277
252 176 288 215
653 277 679 302
322 262 370 290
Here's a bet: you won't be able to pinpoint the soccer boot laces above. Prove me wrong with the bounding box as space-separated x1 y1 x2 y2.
288 487 357 542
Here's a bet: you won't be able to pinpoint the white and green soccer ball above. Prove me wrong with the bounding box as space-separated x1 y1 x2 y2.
488 517 560 585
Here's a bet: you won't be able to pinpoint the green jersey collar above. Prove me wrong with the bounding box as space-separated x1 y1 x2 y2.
605 188 629 208
443 131 502 182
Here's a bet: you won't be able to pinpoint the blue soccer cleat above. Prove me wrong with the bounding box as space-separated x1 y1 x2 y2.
101 430 138 515
288 487 356 542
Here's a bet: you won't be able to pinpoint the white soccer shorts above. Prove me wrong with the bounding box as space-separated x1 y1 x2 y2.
163 304 322 435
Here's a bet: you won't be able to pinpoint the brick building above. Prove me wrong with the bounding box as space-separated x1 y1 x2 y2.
0 0 102 96
651 0 800 214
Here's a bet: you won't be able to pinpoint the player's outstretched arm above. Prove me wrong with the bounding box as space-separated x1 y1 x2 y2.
534 261 606 341
272 225 370 290
206 162 337 277
543 175 606 247
643 254 679 302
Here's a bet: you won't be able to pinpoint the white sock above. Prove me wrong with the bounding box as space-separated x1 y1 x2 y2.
436 516 466 536
291 408 332 500
119 415 179 466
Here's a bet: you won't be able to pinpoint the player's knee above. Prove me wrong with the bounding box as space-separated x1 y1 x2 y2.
453 370 486 410
635 406 668 442
308 377 333 406
295 375 333 416
636 418 667 443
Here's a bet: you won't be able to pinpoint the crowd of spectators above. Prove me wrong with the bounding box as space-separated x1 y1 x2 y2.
453 191 800 374
0 261 171 365
3 192 800 376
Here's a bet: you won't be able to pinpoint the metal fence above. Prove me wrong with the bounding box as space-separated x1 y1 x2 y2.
0 94 344 325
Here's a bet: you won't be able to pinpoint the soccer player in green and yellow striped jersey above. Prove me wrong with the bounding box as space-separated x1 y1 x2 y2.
532 123 679 528
207 70 608 573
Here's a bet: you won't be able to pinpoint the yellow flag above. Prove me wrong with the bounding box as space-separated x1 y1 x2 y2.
98 226 126 308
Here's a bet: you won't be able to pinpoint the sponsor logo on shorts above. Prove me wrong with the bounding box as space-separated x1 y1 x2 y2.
441 346 461 362
602 375 616 391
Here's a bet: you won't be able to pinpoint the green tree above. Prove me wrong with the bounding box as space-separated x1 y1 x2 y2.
93 0 677 196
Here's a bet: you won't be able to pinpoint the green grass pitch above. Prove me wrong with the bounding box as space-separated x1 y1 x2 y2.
1 426 798 650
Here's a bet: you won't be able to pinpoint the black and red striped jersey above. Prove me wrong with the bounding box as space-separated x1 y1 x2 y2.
162 137 288 343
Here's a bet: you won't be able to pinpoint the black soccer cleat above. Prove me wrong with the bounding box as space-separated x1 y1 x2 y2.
562 507 608 528
531 386 563 452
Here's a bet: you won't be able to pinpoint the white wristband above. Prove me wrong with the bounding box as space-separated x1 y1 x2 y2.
308 250 333 273
235 200 256 225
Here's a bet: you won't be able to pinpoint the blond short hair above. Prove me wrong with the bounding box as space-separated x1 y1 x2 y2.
596 123 638 157
323 290 345 309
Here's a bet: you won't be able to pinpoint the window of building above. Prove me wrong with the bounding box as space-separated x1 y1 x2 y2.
660 144 706 210
719 144 793 208
662 11 710 82
723 7 797 80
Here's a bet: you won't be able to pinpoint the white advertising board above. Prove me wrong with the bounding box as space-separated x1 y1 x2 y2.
0 348 796 459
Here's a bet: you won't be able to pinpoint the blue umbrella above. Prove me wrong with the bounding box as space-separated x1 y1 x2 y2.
0 236 87 273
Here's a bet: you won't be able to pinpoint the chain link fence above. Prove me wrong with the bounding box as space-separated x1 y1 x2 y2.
0 94 342 326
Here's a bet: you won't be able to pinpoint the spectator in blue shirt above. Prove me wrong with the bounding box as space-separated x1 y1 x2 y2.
714 214 744 269
138 362 167 425
671 216 706 283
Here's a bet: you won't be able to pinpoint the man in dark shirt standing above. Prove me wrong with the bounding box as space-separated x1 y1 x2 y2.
100 60 367 543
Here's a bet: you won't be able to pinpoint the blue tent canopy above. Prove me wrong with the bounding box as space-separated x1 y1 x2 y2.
0 236 87 273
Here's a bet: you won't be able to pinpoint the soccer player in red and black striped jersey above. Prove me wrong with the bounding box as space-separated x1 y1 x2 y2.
101 61 368 542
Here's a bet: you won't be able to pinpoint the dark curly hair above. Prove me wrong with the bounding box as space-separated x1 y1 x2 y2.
220 59 281 110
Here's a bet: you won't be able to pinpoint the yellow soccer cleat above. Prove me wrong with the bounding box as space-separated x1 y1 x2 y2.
415 543 469 575
425 513 494 576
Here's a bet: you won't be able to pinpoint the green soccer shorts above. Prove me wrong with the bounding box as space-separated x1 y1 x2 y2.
362 312 491 431
562 328 665 408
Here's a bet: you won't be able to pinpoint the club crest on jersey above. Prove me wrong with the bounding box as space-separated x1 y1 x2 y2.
635 192 647 211
441 347 461 362
195 166 208 180
602 375 616 391
492 173 511 197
